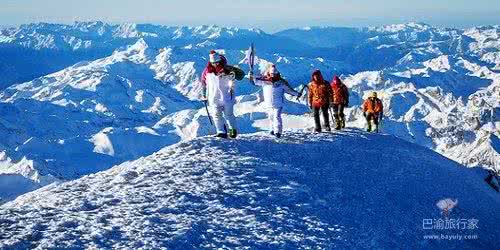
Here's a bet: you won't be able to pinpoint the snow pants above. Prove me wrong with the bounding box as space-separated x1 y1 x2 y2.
332 103 346 128
313 104 330 132
212 103 237 134
366 112 380 132
268 107 283 134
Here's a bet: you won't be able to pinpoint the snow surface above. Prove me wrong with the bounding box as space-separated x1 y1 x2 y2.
0 22 499 202
0 131 497 248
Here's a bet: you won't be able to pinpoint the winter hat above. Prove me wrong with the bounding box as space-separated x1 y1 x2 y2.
312 69 325 83
209 50 221 63
371 91 378 98
332 75 341 85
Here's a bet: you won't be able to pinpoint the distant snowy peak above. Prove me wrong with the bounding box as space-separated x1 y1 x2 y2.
1 39 152 98
368 22 433 33
275 22 468 52
423 55 451 72
0 38 196 119
0 22 269 51
464 26 500 67
113 23 141 38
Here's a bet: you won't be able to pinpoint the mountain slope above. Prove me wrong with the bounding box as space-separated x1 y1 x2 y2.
0 22 498 202
0 131 498 249
0 40 199 200
0 22 310 89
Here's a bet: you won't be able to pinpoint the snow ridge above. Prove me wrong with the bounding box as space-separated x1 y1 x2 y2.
0 131 498 249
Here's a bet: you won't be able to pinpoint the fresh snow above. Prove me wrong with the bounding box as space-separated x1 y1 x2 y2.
0 21 499 202
0 131 498 249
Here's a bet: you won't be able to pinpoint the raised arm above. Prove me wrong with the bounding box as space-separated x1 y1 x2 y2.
250 74 272 86
283 81 300 97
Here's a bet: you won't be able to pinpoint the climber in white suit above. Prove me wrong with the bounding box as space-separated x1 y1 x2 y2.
201 50 244 138
249 64 301 138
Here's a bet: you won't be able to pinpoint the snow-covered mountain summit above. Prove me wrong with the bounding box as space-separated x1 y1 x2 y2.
0 22 498 203
0 131 497 249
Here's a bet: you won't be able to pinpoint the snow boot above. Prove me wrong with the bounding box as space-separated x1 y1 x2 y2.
229 129 238 138
275 133 282 138
341 119 346 128
325 126 332 132
270 131 275 136
335 120 341 130
314 127 322 133
367 122 372 132
215 133 228 138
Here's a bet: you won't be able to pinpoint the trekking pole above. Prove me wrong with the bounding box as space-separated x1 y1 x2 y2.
203 100 214 126
298 85 310 112
297 84 308 102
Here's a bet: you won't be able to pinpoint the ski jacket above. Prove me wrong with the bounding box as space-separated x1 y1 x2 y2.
200 55 245 85
363 97 383 114
205 73 235 106
330 76 349 105
201 55 228 84
308 71 332 108
201 54 245 105
253 75 299 108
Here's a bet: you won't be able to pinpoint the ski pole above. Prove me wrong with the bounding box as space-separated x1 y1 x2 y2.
297 84 308 101
204 100 214 126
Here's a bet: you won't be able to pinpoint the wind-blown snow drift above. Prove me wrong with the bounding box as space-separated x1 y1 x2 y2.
0 130 497 249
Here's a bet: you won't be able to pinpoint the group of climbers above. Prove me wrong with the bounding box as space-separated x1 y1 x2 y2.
306 70 351 132
200 50 384 138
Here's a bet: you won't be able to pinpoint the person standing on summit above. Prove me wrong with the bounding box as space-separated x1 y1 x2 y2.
363 91 384 133
201 50 245 138
308 70 332 132
330 75 349 130
249 64 301 138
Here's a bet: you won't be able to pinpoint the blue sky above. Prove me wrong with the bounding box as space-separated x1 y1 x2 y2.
1 0 499 32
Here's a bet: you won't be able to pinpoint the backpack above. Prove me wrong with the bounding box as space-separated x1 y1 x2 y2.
226 65 245 81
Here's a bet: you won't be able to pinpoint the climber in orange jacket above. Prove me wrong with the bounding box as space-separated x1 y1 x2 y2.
308 70 332 132
330 75 349 130
363 91 384 132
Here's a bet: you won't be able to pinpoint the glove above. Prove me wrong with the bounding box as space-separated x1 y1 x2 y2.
363 112 367 118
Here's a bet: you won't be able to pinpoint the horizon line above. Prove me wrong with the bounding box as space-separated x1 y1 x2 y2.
2 20 499 34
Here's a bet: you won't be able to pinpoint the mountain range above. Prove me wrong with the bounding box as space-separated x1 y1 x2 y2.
0 21 498 202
